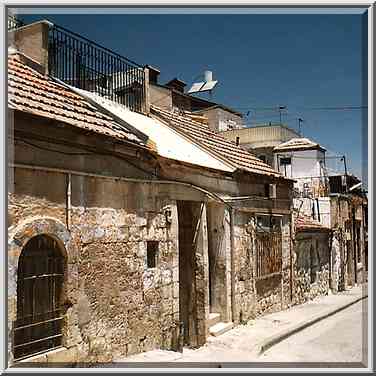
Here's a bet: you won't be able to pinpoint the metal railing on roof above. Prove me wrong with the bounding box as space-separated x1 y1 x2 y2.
48 24 146 113
8 15 25 31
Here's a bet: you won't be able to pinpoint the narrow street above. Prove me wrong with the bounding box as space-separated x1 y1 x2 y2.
120 287 368 366
259 299 367 364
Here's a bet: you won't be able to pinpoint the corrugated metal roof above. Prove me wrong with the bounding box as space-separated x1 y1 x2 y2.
151 106 282 177
8 53 144 145
274 137 326 152
73 89 235 173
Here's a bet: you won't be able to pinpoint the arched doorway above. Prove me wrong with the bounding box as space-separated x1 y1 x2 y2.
14 235 65 360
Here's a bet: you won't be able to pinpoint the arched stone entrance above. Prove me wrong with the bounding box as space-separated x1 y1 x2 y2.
14 234 66 359
8 217 78 363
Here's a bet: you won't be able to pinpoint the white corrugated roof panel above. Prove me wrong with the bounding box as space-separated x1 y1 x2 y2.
73 88 235 173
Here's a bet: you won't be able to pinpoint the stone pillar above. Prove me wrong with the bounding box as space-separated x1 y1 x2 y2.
206 203 232 322
143 67 150 115
192 203 210 347
281 215 292 309
330 231 340 293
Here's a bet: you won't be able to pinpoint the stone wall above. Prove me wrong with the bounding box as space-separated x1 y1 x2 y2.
232 212 292 322
232 212 256 324
8 168 182 364
294 231 330 304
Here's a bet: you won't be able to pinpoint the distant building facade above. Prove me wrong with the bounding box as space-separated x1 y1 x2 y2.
221 124 300 167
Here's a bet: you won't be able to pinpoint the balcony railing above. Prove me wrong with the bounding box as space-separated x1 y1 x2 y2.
292 177 329 199
48 24 146 113
8 15 24 31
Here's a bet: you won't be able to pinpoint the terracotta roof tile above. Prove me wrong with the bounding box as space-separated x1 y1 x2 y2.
8 54 143 144
150 106 281 177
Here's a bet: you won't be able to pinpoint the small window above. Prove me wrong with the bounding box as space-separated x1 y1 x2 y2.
258 155 266 163
256 215 281 232
280 157 291 165
146 241 158 268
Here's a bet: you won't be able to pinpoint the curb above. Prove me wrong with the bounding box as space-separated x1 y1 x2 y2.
257 294 368 355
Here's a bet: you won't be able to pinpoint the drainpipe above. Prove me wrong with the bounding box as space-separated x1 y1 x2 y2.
143 66 150 115
66 173 72 231
316 198 321 223
229 207 236 323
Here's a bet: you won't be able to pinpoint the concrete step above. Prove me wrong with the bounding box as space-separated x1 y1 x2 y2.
208 312 221 327
209 322 234 337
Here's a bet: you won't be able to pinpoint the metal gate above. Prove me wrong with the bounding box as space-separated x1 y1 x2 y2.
255 230 282 279
14 235 65 360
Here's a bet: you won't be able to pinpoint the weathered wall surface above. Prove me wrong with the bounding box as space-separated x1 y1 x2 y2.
294 231 330 304
232 212 256 324
231 213 292 322
9 168 182 364
9 111 294 364
206 203 232 322
149 84 173 111
201 107 243 132
330 196 350 291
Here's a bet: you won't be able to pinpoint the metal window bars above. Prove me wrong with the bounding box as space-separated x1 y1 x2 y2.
48 24 146 113
13 235 65 360
255 230 282 279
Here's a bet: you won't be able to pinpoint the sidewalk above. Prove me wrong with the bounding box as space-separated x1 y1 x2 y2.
117 284 368 364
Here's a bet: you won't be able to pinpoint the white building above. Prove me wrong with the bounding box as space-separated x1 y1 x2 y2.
273 137 331 228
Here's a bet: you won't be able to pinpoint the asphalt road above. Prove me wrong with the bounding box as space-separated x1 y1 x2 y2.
259 298 368 365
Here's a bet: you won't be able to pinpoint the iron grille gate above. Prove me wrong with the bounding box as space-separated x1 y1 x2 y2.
14 235 64 360
255 230 282 279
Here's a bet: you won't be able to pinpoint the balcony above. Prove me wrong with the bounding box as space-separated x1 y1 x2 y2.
48 24 146 113
8 15 24 31
8 16 147 114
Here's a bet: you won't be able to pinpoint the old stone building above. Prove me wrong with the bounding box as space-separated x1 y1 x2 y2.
293 216 331 305
329 175 368 293
8 20 295 366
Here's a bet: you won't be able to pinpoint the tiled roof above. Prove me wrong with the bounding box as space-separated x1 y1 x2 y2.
295 216 330 232
8 53 144 144
274 137 325 152
150 106 281 177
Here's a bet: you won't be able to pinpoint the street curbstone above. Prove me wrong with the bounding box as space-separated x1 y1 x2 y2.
257 294 368 355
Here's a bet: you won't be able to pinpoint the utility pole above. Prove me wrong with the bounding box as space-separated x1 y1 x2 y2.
341 155 348 193
298 118 304 136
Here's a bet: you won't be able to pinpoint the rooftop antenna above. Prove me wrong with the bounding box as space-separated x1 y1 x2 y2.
187 70 218 100
278 106 287 125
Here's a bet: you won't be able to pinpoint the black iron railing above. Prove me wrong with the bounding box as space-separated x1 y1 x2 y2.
48 24 146 113
8 15 25 31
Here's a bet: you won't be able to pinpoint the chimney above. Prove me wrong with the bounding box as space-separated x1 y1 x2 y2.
146 65 160 84
165 78 186 93
8 20 51 75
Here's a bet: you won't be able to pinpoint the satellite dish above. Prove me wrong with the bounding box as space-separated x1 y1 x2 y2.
187 70 218 94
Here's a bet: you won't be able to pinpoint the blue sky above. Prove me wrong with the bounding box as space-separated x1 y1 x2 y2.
18 10 368 183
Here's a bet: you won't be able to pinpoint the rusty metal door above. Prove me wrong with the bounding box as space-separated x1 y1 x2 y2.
14 235 64 360
255 230 282 279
